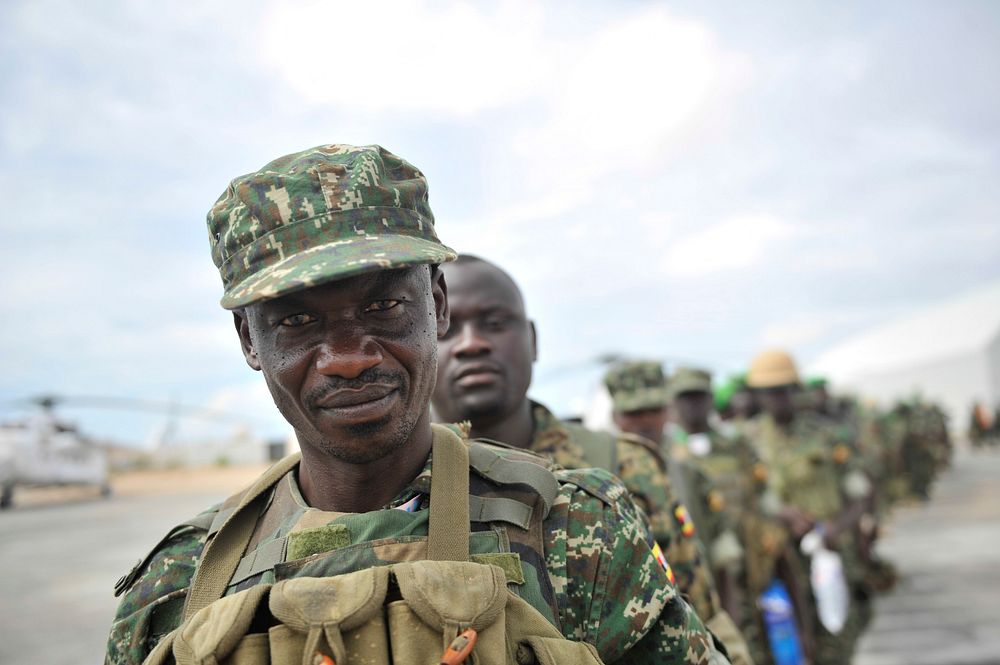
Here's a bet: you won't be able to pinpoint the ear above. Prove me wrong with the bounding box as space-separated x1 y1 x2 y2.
529 320 538 362
233 309 262 371
433 267 450 339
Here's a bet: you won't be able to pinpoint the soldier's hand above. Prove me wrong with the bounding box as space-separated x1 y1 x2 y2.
777 505 815 539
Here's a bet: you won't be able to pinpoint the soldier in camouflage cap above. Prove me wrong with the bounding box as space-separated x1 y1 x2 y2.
668 367 813 665
106 145 723 665
604 361 672 444
603 360 755 665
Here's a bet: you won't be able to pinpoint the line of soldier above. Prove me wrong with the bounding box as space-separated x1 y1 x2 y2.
600 351 954 665
105 143 953 665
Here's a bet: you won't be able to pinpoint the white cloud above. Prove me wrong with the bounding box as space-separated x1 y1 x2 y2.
510 7 750 195
662 214 793 277
259 0 550 115
758 309 876 351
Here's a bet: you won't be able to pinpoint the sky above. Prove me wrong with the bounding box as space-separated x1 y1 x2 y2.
1 0 998 445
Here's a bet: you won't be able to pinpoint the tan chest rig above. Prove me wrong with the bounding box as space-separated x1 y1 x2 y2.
143 426 603 665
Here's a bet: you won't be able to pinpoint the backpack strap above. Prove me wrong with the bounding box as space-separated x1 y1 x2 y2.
182 452 301 620
427 423 471 562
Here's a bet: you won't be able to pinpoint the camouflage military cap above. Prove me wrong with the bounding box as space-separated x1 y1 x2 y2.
207 144 457 309
604 360 669 412
669 366 713 399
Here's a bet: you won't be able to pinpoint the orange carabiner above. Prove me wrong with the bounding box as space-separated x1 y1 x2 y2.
313 652 335 665
440 627 478 665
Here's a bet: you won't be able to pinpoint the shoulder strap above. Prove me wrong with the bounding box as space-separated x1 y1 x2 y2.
427 424 471 562
182 452 301 620
467 442 560 517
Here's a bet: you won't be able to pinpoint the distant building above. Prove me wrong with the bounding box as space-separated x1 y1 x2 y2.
811 281 1000 430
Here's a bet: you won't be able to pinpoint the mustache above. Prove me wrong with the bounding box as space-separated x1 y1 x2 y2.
303 368 406 404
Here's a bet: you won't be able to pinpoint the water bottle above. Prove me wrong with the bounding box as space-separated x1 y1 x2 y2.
758 579 805 665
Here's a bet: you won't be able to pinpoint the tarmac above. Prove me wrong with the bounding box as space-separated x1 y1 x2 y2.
856 446 1000 665
1 449 998 665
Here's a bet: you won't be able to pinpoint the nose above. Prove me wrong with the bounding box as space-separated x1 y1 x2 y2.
451 321 491 358
314 335 383 379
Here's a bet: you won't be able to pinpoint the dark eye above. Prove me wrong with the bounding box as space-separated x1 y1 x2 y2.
365 299 402 313
279 313 316 327
483 314 511 331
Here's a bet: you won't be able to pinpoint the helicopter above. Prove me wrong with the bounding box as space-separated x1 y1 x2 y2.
0 396 110 508
0 394 268 509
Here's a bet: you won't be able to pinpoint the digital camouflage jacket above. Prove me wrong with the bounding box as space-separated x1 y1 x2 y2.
528 402 725 634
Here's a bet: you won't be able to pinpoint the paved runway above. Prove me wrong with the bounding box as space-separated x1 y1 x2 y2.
0 487 228 665
1 450 998 665
856 448 1000 665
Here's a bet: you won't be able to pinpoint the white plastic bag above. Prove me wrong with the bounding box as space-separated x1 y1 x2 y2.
800 528 849 634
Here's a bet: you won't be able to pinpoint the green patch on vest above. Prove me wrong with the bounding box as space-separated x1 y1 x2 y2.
471 552 525 584
287 524 351 560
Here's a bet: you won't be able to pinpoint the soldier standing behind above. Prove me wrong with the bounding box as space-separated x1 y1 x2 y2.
604 361 755 665
742 350 873 665
668 367 814 665
431 255 742 664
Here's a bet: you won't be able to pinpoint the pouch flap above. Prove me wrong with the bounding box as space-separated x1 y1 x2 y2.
269 567 388 633
173 584 271 664
517 635 604 665
394 560 507 631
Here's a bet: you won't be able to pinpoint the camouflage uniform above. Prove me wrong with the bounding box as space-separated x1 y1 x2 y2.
671 427 784 665
108 428 716 665
529 401 721 624
742 412 871 665
601 364 754 665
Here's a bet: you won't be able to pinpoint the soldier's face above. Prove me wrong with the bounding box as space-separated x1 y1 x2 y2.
674 391 713 431
756 385 796 424
432 261 536 426
235 266 449 464
730 388 758 419
613 407 669 443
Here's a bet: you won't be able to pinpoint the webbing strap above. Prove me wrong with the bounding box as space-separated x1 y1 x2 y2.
229 536 288 586
427 424 470 562
469 495 533 530
468 444 559 517
183 452 301 620
207 506 236 538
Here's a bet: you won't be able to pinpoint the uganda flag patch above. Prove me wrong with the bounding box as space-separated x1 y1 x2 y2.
674 504 696 538
652 541 675 585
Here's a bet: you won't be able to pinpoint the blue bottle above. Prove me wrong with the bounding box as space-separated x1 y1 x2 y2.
758 579 805 665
